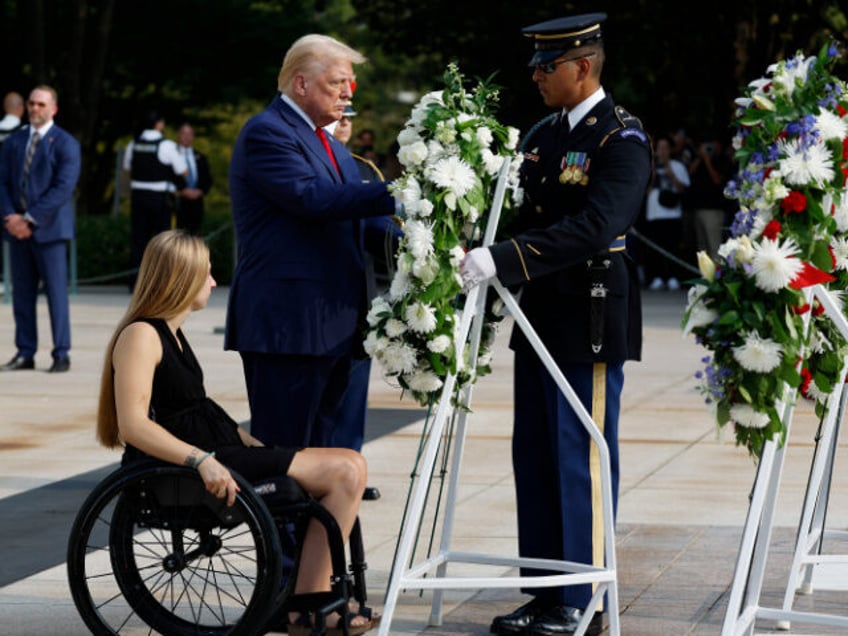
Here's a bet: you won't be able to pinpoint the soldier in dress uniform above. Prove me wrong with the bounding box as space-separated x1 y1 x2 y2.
461 13 652 636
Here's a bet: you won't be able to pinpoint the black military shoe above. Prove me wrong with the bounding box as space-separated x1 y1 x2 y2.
490 598 551 635
528 605 604 635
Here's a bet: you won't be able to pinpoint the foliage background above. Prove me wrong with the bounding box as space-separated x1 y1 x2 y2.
0 0 846 282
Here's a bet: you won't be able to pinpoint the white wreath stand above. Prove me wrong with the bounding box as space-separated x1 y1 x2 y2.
378 165 620 636
722 285 848 635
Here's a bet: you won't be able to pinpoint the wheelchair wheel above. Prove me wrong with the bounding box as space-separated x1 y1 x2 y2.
67 461 283 635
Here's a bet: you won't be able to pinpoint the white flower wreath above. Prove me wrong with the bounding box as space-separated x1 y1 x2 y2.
365 63 523 406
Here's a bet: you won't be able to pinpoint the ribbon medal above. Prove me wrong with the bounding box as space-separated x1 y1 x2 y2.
559 151 590 185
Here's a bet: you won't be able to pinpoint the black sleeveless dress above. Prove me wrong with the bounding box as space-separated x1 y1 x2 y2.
122 318 297 482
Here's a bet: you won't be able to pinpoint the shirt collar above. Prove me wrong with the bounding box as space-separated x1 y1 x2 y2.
281 93 317 130
29 120 54 138
563 86 605 130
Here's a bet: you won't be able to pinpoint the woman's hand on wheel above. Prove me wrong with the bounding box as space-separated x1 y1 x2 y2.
198 458 240 506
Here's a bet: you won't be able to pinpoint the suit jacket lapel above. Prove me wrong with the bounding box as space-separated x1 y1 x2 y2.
274 98 342 182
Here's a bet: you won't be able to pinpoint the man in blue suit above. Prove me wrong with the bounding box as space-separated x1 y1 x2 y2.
0 85 81 373
225 34 397 452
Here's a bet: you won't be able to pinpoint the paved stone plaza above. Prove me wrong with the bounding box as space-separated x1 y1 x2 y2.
1 287 847 635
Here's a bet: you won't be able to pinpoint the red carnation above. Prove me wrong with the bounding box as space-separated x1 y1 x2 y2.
843 138 848 160
792 303 811 315
800 367 813 397
762 220 782 240
781 191 807 214
838 105 847 118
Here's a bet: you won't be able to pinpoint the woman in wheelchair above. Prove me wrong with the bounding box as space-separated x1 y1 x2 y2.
94 230 375 635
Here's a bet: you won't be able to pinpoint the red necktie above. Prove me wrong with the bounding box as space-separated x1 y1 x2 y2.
315 127 340 175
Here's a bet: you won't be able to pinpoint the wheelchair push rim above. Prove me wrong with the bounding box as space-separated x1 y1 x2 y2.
67 461 283 635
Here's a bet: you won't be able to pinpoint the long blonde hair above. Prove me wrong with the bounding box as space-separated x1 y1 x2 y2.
96 231 210 447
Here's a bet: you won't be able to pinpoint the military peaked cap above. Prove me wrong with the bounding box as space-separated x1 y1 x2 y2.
522 13 607 66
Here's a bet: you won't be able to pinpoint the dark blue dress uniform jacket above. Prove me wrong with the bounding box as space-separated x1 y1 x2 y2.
489 95 651 365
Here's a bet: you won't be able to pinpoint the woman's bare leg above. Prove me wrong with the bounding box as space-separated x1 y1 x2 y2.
286 447 367 597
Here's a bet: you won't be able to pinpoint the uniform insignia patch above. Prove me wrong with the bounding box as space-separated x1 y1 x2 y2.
618 128 648 143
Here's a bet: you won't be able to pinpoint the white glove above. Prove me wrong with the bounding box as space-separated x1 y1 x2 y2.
460 247 496 290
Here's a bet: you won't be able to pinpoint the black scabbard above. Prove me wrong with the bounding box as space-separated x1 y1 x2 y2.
588 258 611 354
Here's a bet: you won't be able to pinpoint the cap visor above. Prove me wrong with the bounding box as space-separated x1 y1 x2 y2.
529 49 565 66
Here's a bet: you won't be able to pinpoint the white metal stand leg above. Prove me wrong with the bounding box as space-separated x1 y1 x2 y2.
721 285 848 634
379 165 620 636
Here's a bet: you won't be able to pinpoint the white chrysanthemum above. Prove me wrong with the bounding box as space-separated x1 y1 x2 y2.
397 127 423 147
477 351 493 367
404 368 443 393
751 237 803 292
428 156 477 197
732 331 783 372
366 297 391 327
778 137 835 187
400 177 422 214
385 318 407 338
389 269 410 301
832 237 848 271
729 403 770 429
382 341 419 375
427 334 452 354
481 148 505 175
476 125 493 147
833 195 848 232
405 301 437 334
448 245 465 268
417 198 434 217
363 330 387 357
404 219 434 260
506 127 520 150
815 107 848 142
398 140 429 168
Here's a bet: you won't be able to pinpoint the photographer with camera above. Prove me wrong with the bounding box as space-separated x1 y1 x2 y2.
686 134 732 260
642 135 689 291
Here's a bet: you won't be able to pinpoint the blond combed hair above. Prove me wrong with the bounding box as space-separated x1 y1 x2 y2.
96 231 210 448
277 33 366 94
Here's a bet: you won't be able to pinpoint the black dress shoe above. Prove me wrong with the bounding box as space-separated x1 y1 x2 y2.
490 598 551 635
1 355 34 371
528 606 603 636
362 486 381 501
47 357 70 373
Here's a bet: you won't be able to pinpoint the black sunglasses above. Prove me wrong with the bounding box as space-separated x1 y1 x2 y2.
536 52 597 74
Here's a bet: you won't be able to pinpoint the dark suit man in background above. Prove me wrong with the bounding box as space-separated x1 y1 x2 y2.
0 85 81 373
175 122 212 235
461 14 651 635
225 34 397 452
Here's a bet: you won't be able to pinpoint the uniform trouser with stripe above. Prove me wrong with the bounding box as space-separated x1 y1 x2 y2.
512 351 623 608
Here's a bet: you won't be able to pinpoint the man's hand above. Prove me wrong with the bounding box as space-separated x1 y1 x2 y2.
460 247 496 290
4 213 32 240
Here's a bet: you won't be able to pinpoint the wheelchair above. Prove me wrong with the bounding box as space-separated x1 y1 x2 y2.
67 459 373 635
